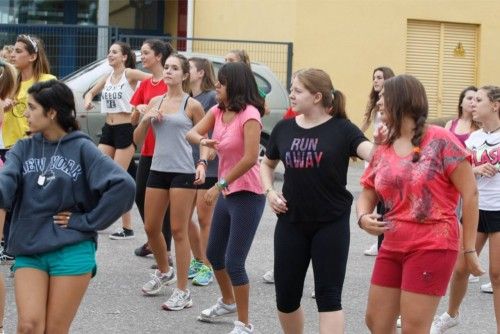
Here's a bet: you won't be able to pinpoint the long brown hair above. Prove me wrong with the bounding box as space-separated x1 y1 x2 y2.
0 60 15 99
383 74 428 162
362 66 395 130
293 68 348 119
457 85 479 131
14 34 51 96
168 53 191 93
189 57 216 92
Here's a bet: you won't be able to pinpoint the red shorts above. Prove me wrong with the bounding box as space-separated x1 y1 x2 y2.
371 247 458 296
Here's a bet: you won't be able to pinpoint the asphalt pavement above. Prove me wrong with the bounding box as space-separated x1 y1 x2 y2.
1 163 495 333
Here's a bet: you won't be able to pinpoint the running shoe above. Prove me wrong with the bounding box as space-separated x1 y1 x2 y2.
363 242 378 256
262 269 274 284
142 268 176 295
481 282 493 294
197 297 237 322
188 258 203 279
0 249 14 265
109 228 135 240
192 264 214 286
430 312 460 334
161 288 193 311
134 243 152 257
229 321 254 333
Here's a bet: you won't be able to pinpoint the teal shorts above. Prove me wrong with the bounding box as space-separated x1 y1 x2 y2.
13 240 97 277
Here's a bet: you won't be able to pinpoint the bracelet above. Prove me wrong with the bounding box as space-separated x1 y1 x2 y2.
196 159 208 167
216 178 228 191
357 213 370 229
463 249 476 255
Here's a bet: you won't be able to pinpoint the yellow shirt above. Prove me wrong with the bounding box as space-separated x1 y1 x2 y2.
3 73 56 148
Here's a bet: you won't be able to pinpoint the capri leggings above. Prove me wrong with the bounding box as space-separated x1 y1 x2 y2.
206 191 265 286
135 155 172 251
274 211 350 313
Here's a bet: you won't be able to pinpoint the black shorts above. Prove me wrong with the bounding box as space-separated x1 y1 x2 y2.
197 177 218 190
99 123 134 149
146 170 196 189
478 209 500 233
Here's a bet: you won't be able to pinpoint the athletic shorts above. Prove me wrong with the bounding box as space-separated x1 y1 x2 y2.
99 123 134 149
371 247 457 296
197 177 218 190
13 240 97 277
146 170 196 189
478 209 500 233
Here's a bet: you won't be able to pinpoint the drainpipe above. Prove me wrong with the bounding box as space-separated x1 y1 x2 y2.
97 0 109 59
186 0 194 52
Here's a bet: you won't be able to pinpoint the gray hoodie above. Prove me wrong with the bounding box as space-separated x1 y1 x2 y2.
0 131 135 256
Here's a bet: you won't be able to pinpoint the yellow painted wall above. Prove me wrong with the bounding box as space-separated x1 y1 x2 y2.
164 0 179 36
109 0 135 28
193 0 500 127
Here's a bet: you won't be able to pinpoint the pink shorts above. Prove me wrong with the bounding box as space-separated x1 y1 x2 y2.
371 247 458 296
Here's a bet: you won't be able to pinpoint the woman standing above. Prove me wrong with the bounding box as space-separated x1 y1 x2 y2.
186 57 218 286
432 86 500 334
361 66 395 256
130 39 174 260
84 41 150 240
0 80 135 333
357 74 484 333
260 68 376 334
187 62 265 333
4 34 55 149
134 54 206 310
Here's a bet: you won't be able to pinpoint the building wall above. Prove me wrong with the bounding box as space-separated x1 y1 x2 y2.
109 0 135 28
193 0 500 126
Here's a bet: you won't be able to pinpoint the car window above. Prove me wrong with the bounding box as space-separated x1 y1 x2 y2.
211 62 271 95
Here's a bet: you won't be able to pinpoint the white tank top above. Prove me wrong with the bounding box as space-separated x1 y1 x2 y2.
100 70 135 114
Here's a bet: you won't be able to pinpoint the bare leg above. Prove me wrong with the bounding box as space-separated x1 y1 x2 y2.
110 145 135 230
169 188 197 291
400 290 441 334
233 283 250 325
365 285 400 334
15 268 49 334
278 307 304 334
489 231 500 334
319 310 344 334
188 193 202 261
448 231 489 316
45 274 91 334
196 189 215 265
213 269 235 305
144 188 170 273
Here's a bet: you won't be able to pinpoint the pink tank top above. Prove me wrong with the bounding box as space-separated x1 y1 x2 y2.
449 119 470 147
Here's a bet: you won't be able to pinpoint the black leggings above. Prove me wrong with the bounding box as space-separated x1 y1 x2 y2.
274 212 350 313
135 155 172 251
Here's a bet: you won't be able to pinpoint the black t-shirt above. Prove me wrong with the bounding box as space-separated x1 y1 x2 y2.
266 117 367 223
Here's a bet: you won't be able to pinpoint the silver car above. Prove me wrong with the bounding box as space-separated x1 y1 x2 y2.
63 51 289 156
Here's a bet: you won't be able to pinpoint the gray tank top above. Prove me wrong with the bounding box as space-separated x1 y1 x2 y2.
151 94 195 173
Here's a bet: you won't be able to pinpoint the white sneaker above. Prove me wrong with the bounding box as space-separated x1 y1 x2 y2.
364 243 378 256
396 315 401 328
229 320 254 334
161 288 193 311
468 274 479 283
481 282 493 294
262 269 274 284
430 312 459 334
197 297 237 322
141 268 176 295
311 291 315 298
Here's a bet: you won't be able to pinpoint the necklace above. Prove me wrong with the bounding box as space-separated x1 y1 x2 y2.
485 125 500 134
37 137 63 187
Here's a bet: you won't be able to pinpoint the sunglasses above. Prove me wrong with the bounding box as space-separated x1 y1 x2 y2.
18 34 38 53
